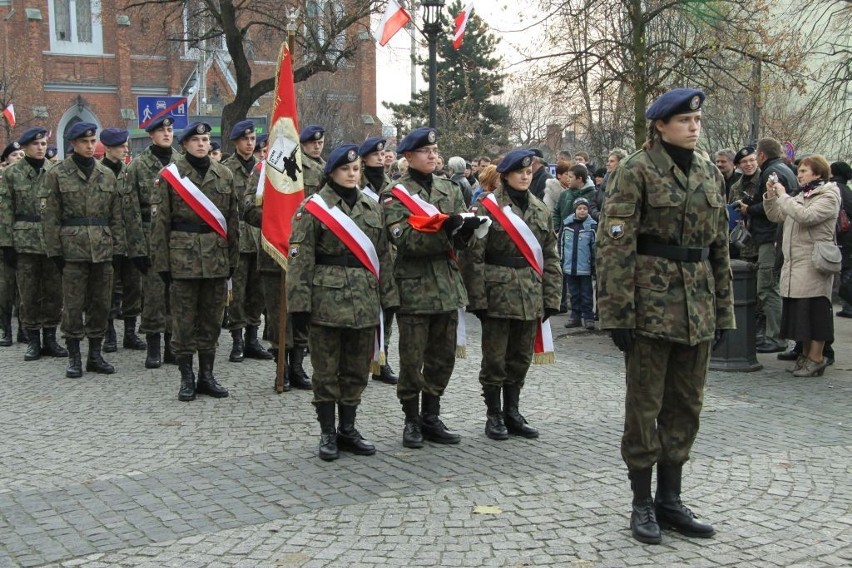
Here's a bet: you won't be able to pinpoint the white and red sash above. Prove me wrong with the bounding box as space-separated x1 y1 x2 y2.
361 185 380 203
304 194 386 370
161 163 227 239
480 193 555 364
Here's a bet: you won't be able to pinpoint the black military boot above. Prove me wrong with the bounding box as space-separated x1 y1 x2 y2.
177 354 196 402
0 314 12 346
145 333 162 368
196 350 229 398
163 332 176 364
103 319 118 353
630 468 662 544
371 363 399 385
655 464 715 538
401 397 424 448
221 307 231 329
122 317 146 350
24 328 42 361
66 339 83 379
503 385 539 438
287 347 313 390
420 393 461 444
86 338 116 374
41 327 68 357
483 388 509 440
244 325 273 360
269 348 291 392
229 329 245 362
316 402 339 461
337 404 376 455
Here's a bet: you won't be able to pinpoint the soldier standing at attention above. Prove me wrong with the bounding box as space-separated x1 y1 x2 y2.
221 120 273 363
596 88 735 544
151 122 239 401
300 125 326 197
0 127 66 360
0 141 25 346
125 116 176 369
383 127 484 448
42 123 127 378
288 144 399 460
465 149 562 441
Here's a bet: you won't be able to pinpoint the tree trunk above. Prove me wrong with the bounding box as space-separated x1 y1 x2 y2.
629 0 647 147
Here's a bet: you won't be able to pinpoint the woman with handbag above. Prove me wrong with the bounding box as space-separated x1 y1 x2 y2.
764 155 841 377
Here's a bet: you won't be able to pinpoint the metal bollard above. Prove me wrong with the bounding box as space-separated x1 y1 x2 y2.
710 259 762 372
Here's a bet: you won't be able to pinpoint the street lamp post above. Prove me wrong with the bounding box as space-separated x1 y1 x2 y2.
420 0 445 129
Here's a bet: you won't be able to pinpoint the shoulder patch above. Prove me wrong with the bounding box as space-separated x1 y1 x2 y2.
295 210 303 221
151 204 158 217
289 244 300 258
383 196 393 205
39 198 47 211
609 222 625 239
390 223 402 239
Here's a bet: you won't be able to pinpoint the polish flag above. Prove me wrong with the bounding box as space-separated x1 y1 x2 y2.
1 103 15 128
374 0 411 47
452 2 475 50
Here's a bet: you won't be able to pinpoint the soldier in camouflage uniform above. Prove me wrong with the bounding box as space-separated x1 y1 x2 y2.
288 144 399 461
221 120 272 363
125 116 176 368
0 127 66 360
465 149 562 441
100 128 148 353
383 127 484 449
41 123 128 378
0 141 24 346
595 89 735 544
151 122 239 402
300 125 326 197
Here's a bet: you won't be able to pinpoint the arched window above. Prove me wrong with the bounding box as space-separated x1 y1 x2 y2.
56 104 100 157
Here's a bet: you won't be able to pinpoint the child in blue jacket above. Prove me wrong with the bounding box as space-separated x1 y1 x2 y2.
560 197 597 329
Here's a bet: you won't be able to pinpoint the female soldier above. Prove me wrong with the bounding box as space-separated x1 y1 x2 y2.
287 144 398 461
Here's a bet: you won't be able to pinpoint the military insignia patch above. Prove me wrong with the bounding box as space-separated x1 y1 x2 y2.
347 149 357 162
391 224 402 239
377 142 385 151
289 245 300 258
84 130 94 137
609 223 625 239
244 128 253 136
313 131 322 140
35 133 44 140
164 118 173 126
151 205 158 216
295 211 303 220
383 197 393 205
521 156 531 167
427 130 437 143
12 142 19 149
39 198 47 211
689 95 701 110
244 195 253 208
196 124 207 134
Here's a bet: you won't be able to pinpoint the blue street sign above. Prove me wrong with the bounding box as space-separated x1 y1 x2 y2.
137 96 188 130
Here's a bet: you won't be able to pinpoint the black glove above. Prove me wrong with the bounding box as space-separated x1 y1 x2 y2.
159 271 171 285
132 256 151 275
471 309 487 321
51 256 65 273
458 216 487 239
542 307 560 322
290 311 311 330
712 329 727 351
1 247 17 269
611 328 635 352
442 214 464 236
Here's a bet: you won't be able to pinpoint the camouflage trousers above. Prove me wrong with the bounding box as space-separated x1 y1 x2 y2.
308 323 373 406
396 311 458 402
17 254 62 329
139 266 171 334
229 252 264 330
621 335 710 471
478 316 536 390
109 256 142 318
61 261 113 340
0 260 15 323
169 278 227 357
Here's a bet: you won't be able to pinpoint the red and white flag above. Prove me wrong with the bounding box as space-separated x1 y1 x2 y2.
374 0 411 47
452 2 475 50
1 103 15 128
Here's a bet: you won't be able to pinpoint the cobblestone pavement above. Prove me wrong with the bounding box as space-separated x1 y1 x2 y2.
0 312 850 568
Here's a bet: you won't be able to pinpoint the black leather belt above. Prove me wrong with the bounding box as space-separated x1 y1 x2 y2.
171 222 212 233
316 253 365 268
637 238 710 262
62 217 109 227
484 254 529 268
15 214 40 222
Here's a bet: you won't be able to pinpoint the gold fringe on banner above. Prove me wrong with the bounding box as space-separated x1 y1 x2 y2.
261 236 289 271
532 351 556 365
456 345 466 359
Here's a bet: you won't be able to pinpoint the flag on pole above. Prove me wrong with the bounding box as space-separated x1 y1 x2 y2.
374 0 411 47
452 2 475 50
259 43 305 269
1 103 15 128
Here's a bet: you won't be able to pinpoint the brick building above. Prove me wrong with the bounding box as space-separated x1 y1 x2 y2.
0 0 380 155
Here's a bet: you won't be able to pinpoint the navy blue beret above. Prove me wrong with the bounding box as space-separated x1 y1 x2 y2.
496 149 535 173
2 141 21 162
18 127 49 146
359 137 386 157
67 122 98 141
645 88 705 120
229 120 255 141
144 115 175 133
324 144 360 176
254 134 268 152
734 146 756 165
397 127 437 153
210 141 221 152
529 148 544 159
300 125 325 143
179 122 212 144
46 146 58 159
100 128 129 147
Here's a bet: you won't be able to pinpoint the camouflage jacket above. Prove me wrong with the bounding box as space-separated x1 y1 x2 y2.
243 165 281 274
287 185 399 327
595 144 735 345
41 157 126 262
464 188 562 319
382 172 473 314
728 169 761 205
125 146 173 255
0 158 55 254
150 155 240 279
302 155 325 197
221 153 260 254
102 157 147 258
